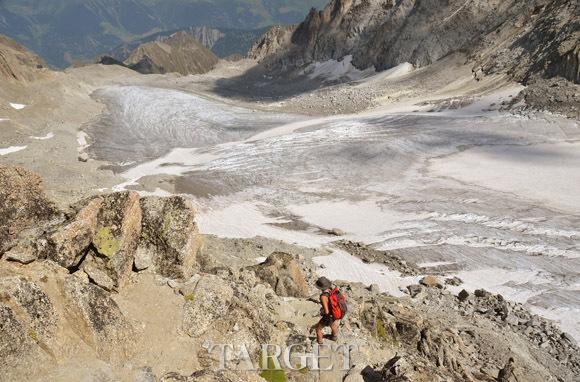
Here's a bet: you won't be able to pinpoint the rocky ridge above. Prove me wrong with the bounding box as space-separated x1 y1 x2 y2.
0 35 47 82
256 0 579 85
124 31 219 75
1 165 579 381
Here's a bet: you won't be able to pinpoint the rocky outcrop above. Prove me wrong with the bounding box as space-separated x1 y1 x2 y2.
63 275 135 361
508 77 580 119
0 35 46 82
182 274 234 338
474 0 579 84
39 192 203 290
0 165 58 255
265 0 579 85
138 196 203 279
247 25 296 62
124 31 218 75
249 252 310 298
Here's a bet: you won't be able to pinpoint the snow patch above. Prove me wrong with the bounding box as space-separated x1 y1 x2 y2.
9 103 26 110
313 250 419 297
196 201 332 248
302 55 375 82
0 146 27 155
30 132 55 141
0 118 9 122
417 261 457 268
372 62 415 81
77 131 89 151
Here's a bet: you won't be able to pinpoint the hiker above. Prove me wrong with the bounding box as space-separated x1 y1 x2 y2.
314 276 347 345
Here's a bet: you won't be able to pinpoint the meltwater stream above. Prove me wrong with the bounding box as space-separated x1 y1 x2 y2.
86 85 580 341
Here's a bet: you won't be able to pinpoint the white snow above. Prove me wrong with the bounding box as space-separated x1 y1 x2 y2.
30 132 55 140
288 199 430 244
0 145 27 155
417 261 457 268
431 141 580 213
370 62 415 81
0 118 9 122
77 131 89 151
196 201 332 248
303 55 375 82
9 103 26 110
313 250 419 297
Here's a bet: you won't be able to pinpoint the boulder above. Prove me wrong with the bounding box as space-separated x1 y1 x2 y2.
419 276 443 289
407 284 423 298
248 252 309 298
0 165 58 254
62 275 135 361
5 244 38 264
47 197 103 268
458 289 470 302
0 277 57 377
0 276 57 339
182 274 234 337
47 192 142 290
139 196 203 279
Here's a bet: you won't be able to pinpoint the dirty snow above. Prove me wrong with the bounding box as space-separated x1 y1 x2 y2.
302 55 375 82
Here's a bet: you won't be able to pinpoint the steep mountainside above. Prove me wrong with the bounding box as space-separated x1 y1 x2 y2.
0 0 327 68
110 26 269 62
266 0 579 84
0 35 47 82
124 32 219 75
247 25 297 61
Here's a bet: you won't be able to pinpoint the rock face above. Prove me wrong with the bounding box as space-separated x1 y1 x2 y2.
0 35 46 82
42 192 203 290
249 252 310 298
63 275 135 361
247 25 297 62
0 165 58 254
124 31 218 75
182 274 234 338
474 0 580 84
266 0 579 84
139 196 203 279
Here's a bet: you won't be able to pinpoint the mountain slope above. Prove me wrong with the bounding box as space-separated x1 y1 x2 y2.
0 35 47 82
110 26 270 62
0 0 327 68
266 0 579 84
123 32 219 75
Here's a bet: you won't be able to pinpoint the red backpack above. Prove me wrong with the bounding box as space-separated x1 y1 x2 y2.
329 287 348 320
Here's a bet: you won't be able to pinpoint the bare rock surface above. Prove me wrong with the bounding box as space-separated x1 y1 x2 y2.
0 35 47 82
266 0 578 86
249 251 310 298
182 274 234 338
125 31 218 75
139 196 202 279
0 165 58 255
63 275 135 361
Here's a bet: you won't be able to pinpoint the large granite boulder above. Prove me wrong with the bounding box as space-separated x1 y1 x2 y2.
249 252 309 298
0 165 58 254
62 275 135 361
182 274 234 338
0 276 58 379
138 196 203 279
47 192 142 290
